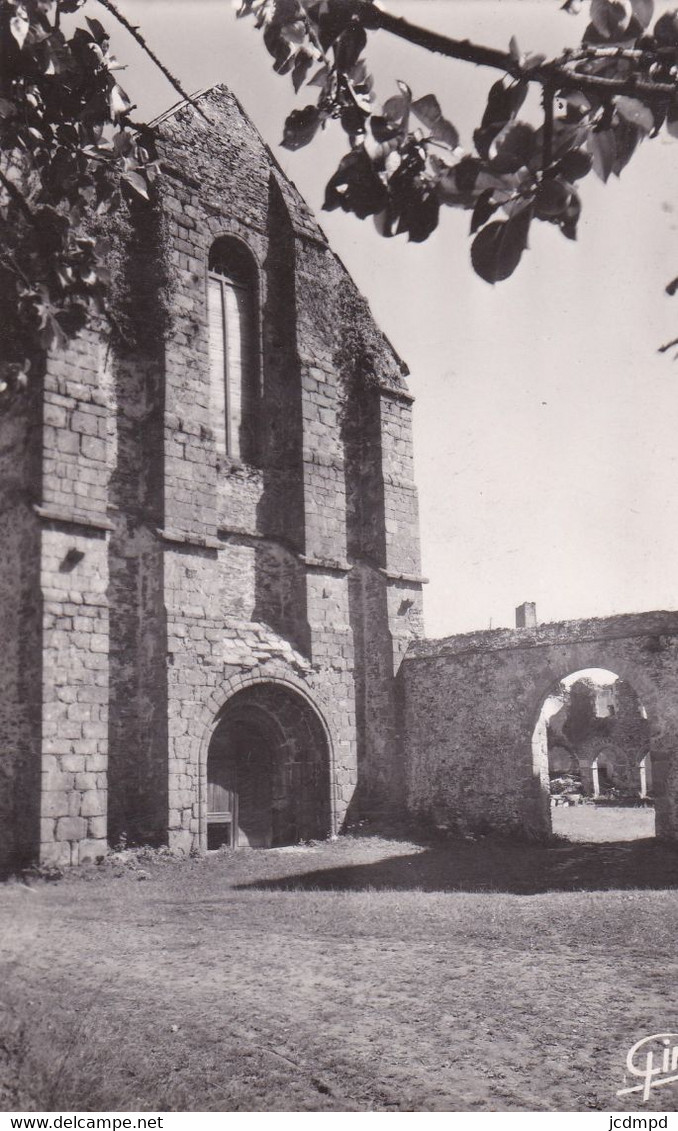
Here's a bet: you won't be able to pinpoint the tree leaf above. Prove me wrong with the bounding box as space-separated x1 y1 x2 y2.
589 129 616 181
590 0 630 38
411 94 443 129
370 115 400 143
383 95 407 123
470 206 532 284
10 13 30 49
559 187 581 239
612 118 640 174
292 50 314 93
489 121 536 173
535 178 571 220
340 103 366 135
475 79 528 158
489 78 528 124
630 0 653 28
308 64 329 88
121 170 149 199
400 188 440 242
411 94 459 149
281 105 321 150
654 10 678 43
323 149 388 218
312 0 356 52
470 188 500 233
85 17 108 43
280 18 307 46
667 95 678 138
454 156 482 193
557 148 593 180
263 22 291 71
616 95 653 133
334 23 366 71
523 52 547 71
109 84 132 120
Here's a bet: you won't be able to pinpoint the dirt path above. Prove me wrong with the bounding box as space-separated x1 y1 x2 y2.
2 829 678 1112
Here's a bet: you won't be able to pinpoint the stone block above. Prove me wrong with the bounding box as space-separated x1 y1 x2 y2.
42 768 73 792
77 838 107 864
80 790 106 818
87 816 107 839
40 841 72 868
75 772 97 791
55 816 87 842
44 403 67 428
42 791 70 818
168 829 192 856
85 754 107 772
61 754 87 773
68 791 83 817
80 435 106 461
40 818 56 843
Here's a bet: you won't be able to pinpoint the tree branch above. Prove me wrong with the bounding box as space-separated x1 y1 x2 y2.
94 0 210 121
355 0 676 101
356 1 521 72
543 84 555 169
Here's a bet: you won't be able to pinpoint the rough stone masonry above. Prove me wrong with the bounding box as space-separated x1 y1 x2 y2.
0 85 426 869
3 85 678 869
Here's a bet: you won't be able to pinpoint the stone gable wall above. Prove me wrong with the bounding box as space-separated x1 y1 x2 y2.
0 85 423 868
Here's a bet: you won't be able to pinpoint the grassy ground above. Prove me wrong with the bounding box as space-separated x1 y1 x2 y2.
552 804 655 843
1 807 677 1113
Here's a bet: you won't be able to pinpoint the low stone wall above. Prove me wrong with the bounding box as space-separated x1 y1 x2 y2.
402 611 678 839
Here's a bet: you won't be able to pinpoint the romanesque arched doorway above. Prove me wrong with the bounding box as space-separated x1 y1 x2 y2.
205 682 332 849
532 667 657 838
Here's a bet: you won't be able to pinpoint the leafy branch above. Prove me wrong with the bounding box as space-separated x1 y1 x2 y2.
239 0 678 284
0 0 159 390
352 0 678 99
3 0 678 393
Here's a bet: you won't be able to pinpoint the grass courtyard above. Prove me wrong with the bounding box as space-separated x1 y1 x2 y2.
1 807 677 1113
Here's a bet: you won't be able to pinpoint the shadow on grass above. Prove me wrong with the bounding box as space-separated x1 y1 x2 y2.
235 836 678 895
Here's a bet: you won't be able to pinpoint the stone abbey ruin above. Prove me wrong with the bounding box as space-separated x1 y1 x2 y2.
2 86 678 870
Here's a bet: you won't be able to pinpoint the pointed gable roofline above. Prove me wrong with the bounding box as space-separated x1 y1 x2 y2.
151 84 411 387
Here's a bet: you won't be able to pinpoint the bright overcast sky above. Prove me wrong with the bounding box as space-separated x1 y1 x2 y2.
91 0 678 636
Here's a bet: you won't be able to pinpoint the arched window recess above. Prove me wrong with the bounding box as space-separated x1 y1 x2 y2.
207 237 260 464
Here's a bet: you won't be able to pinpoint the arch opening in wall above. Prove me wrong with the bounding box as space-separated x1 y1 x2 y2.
532 668 657 840
207 236 260 465
205 682 332 850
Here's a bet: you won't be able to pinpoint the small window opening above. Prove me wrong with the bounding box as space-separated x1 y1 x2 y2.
207 238 259 463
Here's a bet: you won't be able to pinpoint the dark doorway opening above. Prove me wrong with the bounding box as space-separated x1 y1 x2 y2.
206 682 331 849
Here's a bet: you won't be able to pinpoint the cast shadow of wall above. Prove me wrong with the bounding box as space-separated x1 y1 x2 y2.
235 834 678 895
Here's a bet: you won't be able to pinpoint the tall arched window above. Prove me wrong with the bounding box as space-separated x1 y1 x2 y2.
207 237 259 463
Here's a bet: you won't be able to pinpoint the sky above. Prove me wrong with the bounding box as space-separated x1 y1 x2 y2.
90 0 678 637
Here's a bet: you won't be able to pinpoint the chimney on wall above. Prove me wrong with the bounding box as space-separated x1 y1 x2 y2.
515 601 537 628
